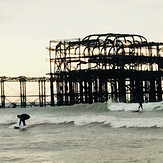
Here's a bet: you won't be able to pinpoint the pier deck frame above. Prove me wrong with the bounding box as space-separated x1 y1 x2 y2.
48 33 163 106
0 76 50 108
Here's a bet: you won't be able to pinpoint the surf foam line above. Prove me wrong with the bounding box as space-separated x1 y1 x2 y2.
6 115 163 128
107 100 163 111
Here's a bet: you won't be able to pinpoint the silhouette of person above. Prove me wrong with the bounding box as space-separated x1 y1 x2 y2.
17 114 30 126
138 102 143 111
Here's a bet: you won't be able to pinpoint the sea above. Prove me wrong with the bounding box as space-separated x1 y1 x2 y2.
1 100 163 163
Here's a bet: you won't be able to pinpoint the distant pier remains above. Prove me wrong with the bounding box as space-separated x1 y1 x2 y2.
47 33 163 106
0 76 50 108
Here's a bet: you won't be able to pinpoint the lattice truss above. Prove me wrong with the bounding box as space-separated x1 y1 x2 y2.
48 33 163 73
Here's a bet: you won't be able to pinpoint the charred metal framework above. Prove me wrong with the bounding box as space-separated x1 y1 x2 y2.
0 76 50 108
48 33 163 106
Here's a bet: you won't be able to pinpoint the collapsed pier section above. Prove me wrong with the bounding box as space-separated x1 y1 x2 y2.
47 33 163 106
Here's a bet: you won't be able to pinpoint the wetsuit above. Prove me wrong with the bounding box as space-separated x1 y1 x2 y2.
138 103 143 111
17 114 30 126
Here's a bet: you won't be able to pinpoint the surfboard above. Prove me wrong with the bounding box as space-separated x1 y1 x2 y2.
14 126 20 129
132 110 140 112
14 126 26 131
131 110 143 113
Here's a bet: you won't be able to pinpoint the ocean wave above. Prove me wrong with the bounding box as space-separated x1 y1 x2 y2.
107 100 163 112
55 102 108 113
1 101 163 129
6 114 163 129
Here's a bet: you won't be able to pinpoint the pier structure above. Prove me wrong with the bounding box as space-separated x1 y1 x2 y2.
0 76 50 108
47 33 163 106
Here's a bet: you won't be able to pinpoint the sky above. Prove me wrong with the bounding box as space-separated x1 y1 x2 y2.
1 0 163 77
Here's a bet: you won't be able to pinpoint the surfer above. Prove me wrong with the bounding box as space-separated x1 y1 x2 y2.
17 114 30 126
138 102 143 111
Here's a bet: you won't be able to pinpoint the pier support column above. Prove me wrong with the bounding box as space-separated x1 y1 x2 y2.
135 78 143 103
20 79 26 108
130 78 135 102
156 77 162 101
118 77 126 102
104 79 108 102
143 80 150 102
57 75 63 106
38 79 46 107
93 77 98 102
79 80 84 103
111 78 118 102
50 73 54 106
149 78 156 102
69 80 74 105
0 80 5 108
64 75 68 105
88 79 93 104
84 80 88 103
99 77 103 102
74 82 79 104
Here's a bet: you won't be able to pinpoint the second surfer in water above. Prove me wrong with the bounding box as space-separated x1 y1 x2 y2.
17 114 30 126
138 102 143 111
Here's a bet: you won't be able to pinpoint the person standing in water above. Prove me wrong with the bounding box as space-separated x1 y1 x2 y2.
138 102 143 111
17 114 30 126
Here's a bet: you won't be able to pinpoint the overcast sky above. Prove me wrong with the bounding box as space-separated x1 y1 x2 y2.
0 0 163 77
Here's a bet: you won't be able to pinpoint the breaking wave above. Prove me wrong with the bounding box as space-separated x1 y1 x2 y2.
1 101 163 128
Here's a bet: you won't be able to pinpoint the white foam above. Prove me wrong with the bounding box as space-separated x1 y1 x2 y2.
107 100 163 111
6 114 163 128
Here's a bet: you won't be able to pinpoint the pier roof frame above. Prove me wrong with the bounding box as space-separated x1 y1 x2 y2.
48 33 163 73
0 76 50 82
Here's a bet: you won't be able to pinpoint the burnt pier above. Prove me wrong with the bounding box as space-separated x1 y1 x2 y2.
0 76 50 108
48 33 163 106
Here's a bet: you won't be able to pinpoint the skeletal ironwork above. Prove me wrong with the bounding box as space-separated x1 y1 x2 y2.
48 33 163 105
